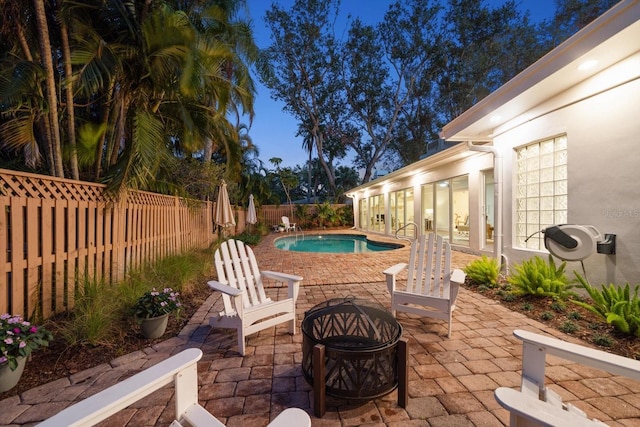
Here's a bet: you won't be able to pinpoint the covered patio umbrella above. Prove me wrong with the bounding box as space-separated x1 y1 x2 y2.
214 180 235 236
246 194 257 229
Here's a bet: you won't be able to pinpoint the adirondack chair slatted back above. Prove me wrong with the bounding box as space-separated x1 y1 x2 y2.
215 240 271 311
406 234 451 298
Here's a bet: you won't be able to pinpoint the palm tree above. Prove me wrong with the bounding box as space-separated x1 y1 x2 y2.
298 123 314 203
1 0 258 193
32 0 64 177
58 1 79 179
69 0 257 192
0 1 51 172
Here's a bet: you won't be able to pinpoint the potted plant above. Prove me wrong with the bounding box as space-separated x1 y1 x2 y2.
0 313 53 392
133 288 181 339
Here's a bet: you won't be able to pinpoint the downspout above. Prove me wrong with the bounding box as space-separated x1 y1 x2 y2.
467 142 508 274
346 193 357 229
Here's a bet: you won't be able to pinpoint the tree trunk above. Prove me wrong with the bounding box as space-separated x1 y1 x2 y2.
16 21 34 62
60 17 79 180
313 134 337 194
203 137 213 163
33 0 64 177
94 79 115 180
307 146 312 203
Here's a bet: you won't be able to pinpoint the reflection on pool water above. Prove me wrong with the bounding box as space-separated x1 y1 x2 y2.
274 234 403 253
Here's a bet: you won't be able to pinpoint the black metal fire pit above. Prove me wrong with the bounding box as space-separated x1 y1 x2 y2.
301 297 408 417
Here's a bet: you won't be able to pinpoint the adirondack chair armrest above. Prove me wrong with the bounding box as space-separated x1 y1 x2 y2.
494 387 608 426
261 270 303 284
494 329 640 427
383 263 408 277
383 263 407 293
208 280 244 297
261 271 302 301
514 329 640 380
450 268 465 285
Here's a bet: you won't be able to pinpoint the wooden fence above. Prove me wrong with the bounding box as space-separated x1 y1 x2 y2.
0 169 215 319
259 204 347 229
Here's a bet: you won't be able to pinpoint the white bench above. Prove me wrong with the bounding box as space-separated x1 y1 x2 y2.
495 329 640 427
37 348 310 427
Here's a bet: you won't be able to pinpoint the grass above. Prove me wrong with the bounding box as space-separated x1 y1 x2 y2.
52 245 217 349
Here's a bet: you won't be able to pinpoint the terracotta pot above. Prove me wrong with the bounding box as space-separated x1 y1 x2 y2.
0 356 27 393
139 313 169 339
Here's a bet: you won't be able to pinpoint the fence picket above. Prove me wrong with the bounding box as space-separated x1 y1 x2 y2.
10 197 27 317
0 197 7 315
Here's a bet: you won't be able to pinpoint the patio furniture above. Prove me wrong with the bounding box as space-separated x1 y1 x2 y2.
208 239 303 356
281 216 296 232
383 233 465 338
301 297 408 417
37 348 311 427
495 329 640 427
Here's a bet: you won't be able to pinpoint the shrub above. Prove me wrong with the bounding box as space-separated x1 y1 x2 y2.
234 231 262 245
560 321 578 334
463 256 500 287
568 311 582 320
507 255 574 298
502 293 516 302
521 302 533 311
541 311 554 321
572 273 640 337
55 276 121 347
294 204 311 228
592 334 613 347
551 300 566 312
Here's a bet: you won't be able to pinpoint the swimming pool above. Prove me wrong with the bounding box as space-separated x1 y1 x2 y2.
274 234 403 253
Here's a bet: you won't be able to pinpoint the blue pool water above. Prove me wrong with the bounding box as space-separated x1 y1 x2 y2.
274 234 402 253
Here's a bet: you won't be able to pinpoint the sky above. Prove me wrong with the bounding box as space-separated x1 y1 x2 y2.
243 0 556 169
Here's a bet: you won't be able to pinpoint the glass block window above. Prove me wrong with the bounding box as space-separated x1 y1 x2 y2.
515 136 568 250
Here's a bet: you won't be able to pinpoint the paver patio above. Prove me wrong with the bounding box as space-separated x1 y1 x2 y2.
1 230 639 426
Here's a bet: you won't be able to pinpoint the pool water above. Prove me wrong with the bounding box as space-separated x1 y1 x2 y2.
274 234 402 253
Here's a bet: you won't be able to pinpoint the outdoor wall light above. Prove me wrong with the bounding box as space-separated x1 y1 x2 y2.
578 59 598 71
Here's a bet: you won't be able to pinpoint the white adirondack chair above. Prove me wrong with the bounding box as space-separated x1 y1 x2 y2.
281 216 296 232
208 239 302 355
37 348 311 427
383 233 465 338
495 329 640 427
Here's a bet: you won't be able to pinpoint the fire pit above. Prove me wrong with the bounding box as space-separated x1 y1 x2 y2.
301 297 408 417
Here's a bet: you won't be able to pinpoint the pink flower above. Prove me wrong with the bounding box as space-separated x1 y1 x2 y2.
0 356 7 364
13 327 21 334
19 341 26 348
29 326 38 333
4 338 13 345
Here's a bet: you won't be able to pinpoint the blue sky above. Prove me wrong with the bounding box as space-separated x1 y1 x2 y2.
243 0 556 168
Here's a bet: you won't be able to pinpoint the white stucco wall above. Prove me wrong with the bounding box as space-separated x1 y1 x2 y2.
495 63 640 285
349 53 640 287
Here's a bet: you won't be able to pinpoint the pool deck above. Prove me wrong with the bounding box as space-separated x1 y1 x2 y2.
1 229 639 426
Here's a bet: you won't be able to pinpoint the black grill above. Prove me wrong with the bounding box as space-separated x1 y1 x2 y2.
301 297 408 417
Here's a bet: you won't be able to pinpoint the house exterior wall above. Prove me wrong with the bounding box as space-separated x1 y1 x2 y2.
496 60 640 285
350 150 494 253
348 52 640 287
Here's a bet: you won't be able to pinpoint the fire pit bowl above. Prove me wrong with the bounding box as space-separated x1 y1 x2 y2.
301 297 408 417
